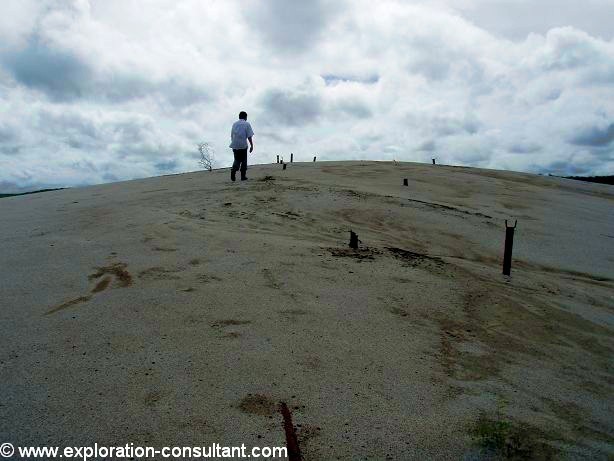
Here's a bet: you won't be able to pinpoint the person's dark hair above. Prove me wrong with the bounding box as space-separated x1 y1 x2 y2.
239 111 247 120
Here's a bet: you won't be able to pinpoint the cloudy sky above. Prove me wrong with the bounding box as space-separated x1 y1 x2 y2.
1 0 613 192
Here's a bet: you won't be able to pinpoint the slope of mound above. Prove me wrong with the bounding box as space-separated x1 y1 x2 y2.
1 161 612 459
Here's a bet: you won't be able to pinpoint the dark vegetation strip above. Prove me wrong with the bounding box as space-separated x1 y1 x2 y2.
0 188 66 198
563 175 614 185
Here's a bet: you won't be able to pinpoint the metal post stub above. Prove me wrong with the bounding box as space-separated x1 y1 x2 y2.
502 220 518 276
349 231 359 249
403 178 408 186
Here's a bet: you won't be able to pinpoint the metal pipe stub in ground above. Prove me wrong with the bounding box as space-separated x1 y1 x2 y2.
403 178 408 186
503 220 518 276
349 231 359 249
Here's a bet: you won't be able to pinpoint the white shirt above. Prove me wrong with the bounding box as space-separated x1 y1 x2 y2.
229 119 254 149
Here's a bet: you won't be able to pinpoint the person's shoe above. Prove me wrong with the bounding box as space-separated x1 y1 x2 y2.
241 176 248 181
230 170 236 181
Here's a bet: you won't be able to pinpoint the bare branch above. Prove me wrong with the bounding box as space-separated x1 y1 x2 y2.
198 142 215 171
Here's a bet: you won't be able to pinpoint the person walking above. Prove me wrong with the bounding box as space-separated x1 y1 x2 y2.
229 111 254 181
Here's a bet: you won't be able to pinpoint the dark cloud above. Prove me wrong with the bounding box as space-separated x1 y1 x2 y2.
259 88 322 126
2 37 209 107
0 122 17 142
509 142 542 154
570 123 614 147
246 0 339 53
3 37 93 101
155 160 179 172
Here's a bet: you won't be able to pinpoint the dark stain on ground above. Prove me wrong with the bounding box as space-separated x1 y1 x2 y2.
197 274 223 283
89 262 133 287
337 189 378 200
152 247 178 252
46 296 92 315
405 198 492 219
274 211 301 220
543 397 614 444
224 332 242 339
189 258 201 265
91 276 112 293
238 394 277 416
211 319 251 328
328 247 380 260
470 414 558 460
386 247 445 268
139 267 181 280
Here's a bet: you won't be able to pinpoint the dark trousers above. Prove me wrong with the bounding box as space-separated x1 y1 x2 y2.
232 149 248 177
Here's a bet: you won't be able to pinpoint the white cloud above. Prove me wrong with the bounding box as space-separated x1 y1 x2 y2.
0 0 613 192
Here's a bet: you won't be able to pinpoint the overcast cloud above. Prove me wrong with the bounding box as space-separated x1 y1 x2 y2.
1 0 613 192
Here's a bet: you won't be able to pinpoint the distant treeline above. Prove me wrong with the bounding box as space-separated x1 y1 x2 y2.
564 176 614 185
0 188 66 199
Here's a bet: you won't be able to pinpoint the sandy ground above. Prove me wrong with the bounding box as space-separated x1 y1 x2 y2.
0 161 612 460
